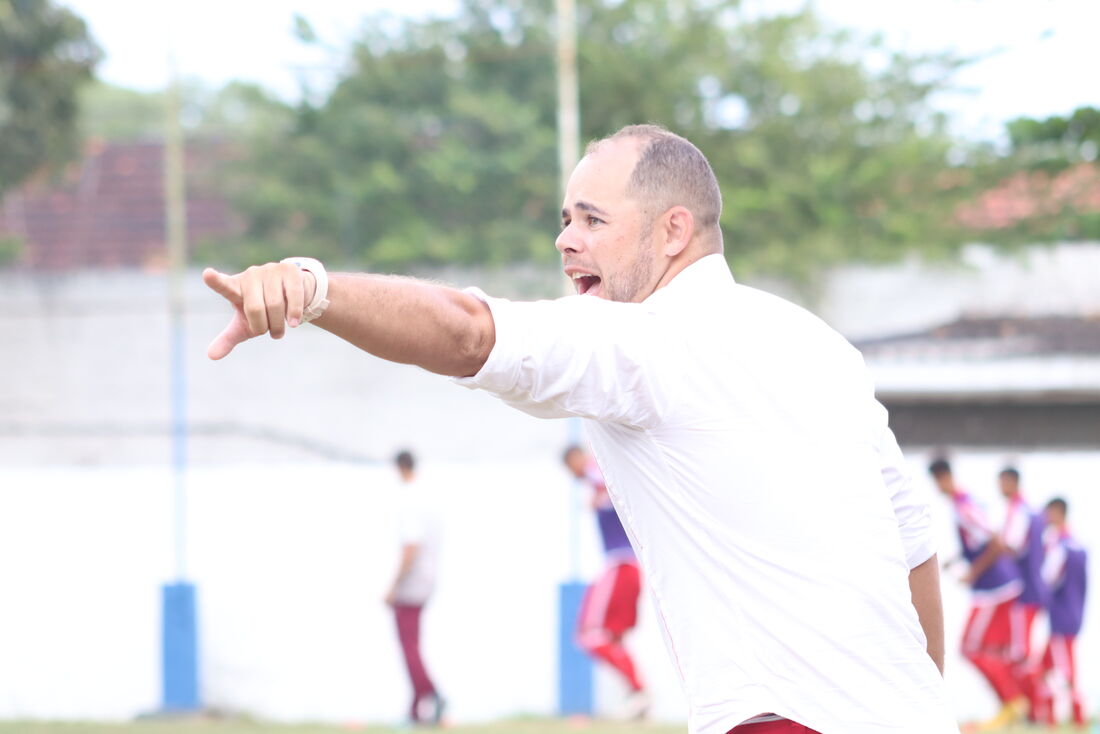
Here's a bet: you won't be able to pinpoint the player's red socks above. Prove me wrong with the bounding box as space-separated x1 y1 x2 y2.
591 641 643 691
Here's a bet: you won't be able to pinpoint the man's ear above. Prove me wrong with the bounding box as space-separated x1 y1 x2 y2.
661 206 695 258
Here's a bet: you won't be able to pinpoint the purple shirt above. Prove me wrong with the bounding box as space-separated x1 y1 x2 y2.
1003 497 1049 606
952 492 1021 597
582 462 635 561
1044 529 1088 637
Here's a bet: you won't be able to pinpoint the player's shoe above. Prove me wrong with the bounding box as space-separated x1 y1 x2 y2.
975 696 1028 732
429 694 447 727
618 689 651 721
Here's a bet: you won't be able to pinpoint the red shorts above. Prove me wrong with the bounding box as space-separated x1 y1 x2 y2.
728 718 821 733
1008 601 1040 662
963 597 1015 655
577 559 640 647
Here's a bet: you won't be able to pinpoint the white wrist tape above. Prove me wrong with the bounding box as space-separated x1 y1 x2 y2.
281 257 331 323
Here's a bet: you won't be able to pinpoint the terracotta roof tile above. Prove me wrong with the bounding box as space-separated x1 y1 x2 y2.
0 140 237 270
958 163 1100 230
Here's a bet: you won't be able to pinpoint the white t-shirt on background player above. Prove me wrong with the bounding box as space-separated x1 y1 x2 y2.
392 482 441 607
456 254 958 734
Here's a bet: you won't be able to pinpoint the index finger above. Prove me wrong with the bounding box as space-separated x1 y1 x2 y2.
202 268 243 305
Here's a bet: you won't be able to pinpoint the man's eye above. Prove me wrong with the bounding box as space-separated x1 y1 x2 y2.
587 216 603 226
560 219 570 230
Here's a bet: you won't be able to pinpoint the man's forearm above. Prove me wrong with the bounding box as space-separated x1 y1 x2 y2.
909 553 945 674
966 536 1006 583
315 273 495 377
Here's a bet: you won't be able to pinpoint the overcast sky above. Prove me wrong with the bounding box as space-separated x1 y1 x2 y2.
63 0 1100 143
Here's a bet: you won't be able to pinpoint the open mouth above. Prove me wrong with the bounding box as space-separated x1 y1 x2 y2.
571 273 602 296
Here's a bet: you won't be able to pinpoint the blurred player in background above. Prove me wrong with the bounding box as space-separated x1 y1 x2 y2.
385 450 446 725
1029 497 1088 726
996 465 1048 711
929 459 1027 730
562 445 647 719
205 125 958 734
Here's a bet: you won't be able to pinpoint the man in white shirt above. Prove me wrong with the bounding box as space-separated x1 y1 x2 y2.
385 450 444 724
203 124 956 734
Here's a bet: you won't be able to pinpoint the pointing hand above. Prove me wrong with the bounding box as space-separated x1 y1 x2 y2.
202 263 314 360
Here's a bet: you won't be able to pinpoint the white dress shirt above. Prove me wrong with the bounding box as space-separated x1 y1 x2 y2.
393 482 442 606
456 254 957 734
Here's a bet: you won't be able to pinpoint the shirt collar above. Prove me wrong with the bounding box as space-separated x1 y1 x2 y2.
643 253 734 306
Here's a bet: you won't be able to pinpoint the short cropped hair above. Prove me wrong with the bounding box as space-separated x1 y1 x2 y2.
586 124 722 236
999 466 1020 481
927 458 952 477
1046 497 1068 515
394 450 415 472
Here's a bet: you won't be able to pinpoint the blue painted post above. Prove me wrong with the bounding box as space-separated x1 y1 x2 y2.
160 74 200 715
558 416 593 715
161 582 199 711
558 581 593 715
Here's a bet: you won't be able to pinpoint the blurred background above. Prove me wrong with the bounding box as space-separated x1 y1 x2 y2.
1 0 1098 730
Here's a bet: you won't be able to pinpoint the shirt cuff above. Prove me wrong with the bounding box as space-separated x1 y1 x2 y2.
905 535 938 570
452 287 521 395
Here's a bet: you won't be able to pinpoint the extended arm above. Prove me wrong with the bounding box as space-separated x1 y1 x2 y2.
965 535 1008 584
908 554 945 674
205 261 671 427
202 263 495 377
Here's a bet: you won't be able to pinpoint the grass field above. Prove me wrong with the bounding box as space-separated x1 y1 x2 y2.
0 719 1089 734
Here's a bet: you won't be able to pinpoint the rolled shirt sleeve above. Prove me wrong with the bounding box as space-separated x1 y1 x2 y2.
453 289 672 429
877 424 937 569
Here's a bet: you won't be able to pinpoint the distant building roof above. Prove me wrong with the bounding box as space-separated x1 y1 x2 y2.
957 163 1100 231
857 315 1100 361
0 139 236 270
857 316 1100 400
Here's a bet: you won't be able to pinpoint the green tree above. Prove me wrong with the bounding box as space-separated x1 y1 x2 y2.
961 107 1100 243
1005 106 1100 170
80 79 290 142
79 81 164 141
0 0 99 195
216 0 979 281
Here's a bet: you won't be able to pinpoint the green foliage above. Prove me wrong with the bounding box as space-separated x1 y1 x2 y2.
1006 106 1100 168
80 80 291 142
217 0 979 279
0 0 99 195
0 233 23 264
79 81 165 141
963 106 1100 246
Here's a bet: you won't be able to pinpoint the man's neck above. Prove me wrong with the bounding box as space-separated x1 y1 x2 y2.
651 245 721 293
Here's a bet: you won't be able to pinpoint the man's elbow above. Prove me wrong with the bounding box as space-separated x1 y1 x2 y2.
456 299 496 377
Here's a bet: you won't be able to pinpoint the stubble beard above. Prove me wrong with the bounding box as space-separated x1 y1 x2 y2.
605 229 656 303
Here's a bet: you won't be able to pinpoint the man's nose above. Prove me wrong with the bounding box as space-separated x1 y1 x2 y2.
555 224 581 254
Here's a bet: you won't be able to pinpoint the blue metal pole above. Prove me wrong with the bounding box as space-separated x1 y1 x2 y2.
160 68 199 713
567 416 582 583
558 415 592 715
558 581 593 715
171 318 187 581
